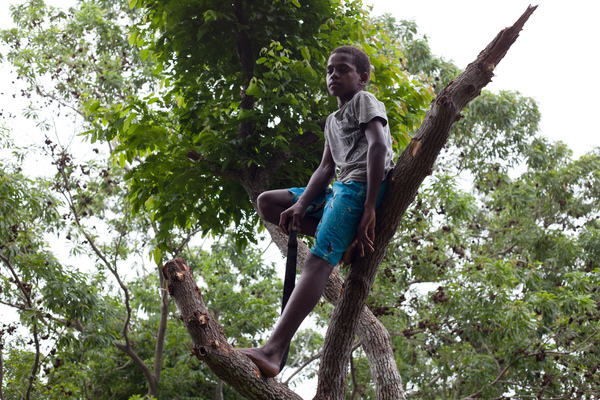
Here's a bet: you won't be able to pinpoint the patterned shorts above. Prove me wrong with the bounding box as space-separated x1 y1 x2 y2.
287 180 387 266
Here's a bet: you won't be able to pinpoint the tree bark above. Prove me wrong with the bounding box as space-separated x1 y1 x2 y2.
153 272 170 392
215 379 224 400
314 5 538 399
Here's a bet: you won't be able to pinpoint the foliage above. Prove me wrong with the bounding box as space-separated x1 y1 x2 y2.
80 0 434 250
359 56 600 399
3 0 599 399
0 0 155 120
369 143 600 399
0 131 285 398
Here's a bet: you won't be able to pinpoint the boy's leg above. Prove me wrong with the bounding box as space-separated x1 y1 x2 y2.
239 253 333 377
241 188 333 376
257 189 320 237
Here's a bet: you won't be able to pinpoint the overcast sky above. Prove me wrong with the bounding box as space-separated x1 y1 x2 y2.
368 0 600 158
2 0 599 159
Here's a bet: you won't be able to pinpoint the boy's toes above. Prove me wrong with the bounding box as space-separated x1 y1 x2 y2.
238 348 280 378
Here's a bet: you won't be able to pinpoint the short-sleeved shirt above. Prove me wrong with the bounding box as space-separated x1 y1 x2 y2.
324 91 395 183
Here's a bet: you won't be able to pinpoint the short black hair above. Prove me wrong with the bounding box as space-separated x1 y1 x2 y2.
330 45 371 78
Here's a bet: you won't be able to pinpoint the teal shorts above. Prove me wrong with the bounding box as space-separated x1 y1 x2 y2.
288 180 387 266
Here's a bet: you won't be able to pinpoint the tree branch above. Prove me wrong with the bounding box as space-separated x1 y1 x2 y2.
51 148 162 394
316 5 538 399
153 273 170 388
0 299 84 331
114 342 157 394
161 258 302 400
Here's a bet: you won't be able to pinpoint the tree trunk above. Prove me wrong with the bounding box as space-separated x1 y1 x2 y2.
314 5 538 399
163 6 536 399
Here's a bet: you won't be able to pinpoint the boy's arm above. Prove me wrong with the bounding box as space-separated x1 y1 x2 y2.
279 146 336 235
354 117 387 256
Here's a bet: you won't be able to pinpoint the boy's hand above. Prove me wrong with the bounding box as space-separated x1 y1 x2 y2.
340 209 376 268
355 207 376 256
279 204 305 235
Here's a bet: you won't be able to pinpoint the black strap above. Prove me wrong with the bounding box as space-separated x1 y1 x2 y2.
279 227 297 371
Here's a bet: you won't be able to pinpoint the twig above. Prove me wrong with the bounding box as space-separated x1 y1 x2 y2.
283 340 361 385
493 243 517 257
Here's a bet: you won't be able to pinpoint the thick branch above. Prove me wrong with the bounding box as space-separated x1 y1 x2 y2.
316 5 538 399
161 258 302 400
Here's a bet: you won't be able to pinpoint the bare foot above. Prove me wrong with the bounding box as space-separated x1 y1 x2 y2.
238 348 280 378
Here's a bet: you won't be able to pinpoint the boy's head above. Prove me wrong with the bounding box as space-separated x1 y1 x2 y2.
330 46 371 80
327 46 371 106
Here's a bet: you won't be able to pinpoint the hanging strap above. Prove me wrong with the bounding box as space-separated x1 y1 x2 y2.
279 227 297 371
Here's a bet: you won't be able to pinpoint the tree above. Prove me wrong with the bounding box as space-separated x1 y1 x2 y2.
0 127 286 399
0 2 294 398
82 0 433 396
6 1 597 399
160 4 540 400
338 13 600 400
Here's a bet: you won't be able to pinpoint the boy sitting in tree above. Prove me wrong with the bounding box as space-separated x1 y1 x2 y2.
240 45 395 378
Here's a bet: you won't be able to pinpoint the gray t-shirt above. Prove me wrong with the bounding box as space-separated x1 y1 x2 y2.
324 91 395 183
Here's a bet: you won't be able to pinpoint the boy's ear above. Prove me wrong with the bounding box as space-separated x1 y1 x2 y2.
359 71 370 86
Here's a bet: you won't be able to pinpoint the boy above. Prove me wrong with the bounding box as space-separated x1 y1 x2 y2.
239 45 395 378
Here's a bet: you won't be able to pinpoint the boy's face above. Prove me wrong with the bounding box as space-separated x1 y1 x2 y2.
326 52 369 107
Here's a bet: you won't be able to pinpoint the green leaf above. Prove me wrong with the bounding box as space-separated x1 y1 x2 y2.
203 10 218 22
300 46 311 62
362 41 376 56
245 79 263 97
152 247 162 264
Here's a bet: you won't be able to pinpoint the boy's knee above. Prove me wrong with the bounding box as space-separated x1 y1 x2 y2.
257 191 270 218
257 189 294 223
258 188 276 202
257 190 284 218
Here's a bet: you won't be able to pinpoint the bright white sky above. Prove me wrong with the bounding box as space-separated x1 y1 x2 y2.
367 0 600 158
1 0 599 158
